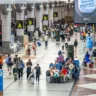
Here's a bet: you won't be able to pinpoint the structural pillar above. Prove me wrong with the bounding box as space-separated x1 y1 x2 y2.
1 5 11 53
48 4 54 28
53 6 58 23
42 4 49 30
16 10 24 45
27 5 35 41
36 4 43 32
58 6 62 22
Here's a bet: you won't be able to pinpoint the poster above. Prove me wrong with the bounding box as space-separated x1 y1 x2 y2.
0 70 3 95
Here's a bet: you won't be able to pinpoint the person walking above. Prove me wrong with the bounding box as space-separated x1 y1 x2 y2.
13 55 18 64
7 58 13 75
26 59 32 79
32 41 37 56
74 39 78 56
6 54 12 72
0 55 3 69
34 64 41 83
44 34 49 48
17 58 25 80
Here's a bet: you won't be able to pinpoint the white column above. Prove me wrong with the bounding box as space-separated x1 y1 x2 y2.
27 6 35 41
36 4 43 32
42 4 49 30
16 10 24 44
53 7 58 23
1 5 11 53
48 6 53 28
58 6 62 21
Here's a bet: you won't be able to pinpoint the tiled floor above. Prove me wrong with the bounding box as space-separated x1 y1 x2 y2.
2 33 84 96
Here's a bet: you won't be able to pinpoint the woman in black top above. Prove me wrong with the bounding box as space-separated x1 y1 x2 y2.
26 59 32 79
74 39 78 56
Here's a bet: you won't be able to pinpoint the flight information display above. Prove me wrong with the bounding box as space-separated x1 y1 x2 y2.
74 0 96 23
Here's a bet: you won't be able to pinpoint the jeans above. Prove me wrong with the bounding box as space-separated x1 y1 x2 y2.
27 67 31 79
36 72 40 82
18 68 23 79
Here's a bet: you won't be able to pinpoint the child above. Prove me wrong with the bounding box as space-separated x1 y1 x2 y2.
13 64 18 81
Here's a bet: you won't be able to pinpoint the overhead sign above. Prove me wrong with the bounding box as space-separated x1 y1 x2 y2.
16 20 23 29
53 12 58 17
27 18 33 25
43 15 48 20
0 70 3 95
74 0 96 23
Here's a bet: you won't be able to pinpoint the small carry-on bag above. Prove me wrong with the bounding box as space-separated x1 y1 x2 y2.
89 62 93 68
37 41 41 46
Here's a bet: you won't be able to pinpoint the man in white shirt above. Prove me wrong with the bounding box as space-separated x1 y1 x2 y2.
44 34 49 48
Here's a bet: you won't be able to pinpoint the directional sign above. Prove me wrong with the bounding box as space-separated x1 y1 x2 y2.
16 20 23 29
27 18 33 25
53 12 58 17
43 15 48 20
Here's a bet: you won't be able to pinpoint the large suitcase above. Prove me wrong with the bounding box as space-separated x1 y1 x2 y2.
73 71 79 79
31 77 34 84
46 70 50 76
46 76 50 83
50 76 54 83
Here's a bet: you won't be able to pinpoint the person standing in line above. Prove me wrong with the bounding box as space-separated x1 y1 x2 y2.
32 41 37 56
44 34 49 48
17 58 25 80
26 59 32 79
0 55 3 69
74 39 78 56
34 64 41 83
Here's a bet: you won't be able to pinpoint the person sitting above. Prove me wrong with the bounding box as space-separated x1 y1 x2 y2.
74 57 80 68
58 54 64 63
49 63 54 68
84 52 90 67
62 67 68 82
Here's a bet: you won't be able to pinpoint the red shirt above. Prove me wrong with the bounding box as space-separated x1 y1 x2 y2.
62 69 68 75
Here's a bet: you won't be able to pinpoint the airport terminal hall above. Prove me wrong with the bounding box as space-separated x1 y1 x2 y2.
0 0 96 96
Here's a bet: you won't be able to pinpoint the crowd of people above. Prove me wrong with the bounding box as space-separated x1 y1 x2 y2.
47 50 80 83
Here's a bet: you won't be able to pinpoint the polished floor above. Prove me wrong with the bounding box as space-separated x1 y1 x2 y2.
2 33 84 96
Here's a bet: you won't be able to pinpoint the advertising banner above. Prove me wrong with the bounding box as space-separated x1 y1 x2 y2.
0 70 3 95
74 0 96 23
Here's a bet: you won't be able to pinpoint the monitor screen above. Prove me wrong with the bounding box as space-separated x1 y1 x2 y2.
74 0 96 23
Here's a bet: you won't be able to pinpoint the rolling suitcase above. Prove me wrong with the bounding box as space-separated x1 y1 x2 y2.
46 70 50 76
46 76 50 83
50 76 54 83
